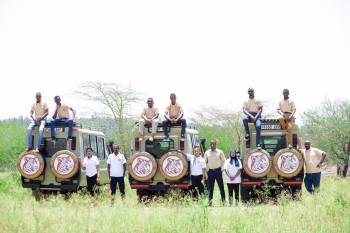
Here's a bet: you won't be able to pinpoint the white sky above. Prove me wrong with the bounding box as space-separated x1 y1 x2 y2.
0 0 349 122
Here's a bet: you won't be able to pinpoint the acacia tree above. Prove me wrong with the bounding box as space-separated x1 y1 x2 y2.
302 99 350 177
77 82 140 154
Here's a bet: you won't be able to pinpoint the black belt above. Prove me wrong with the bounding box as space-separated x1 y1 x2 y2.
209 167 221 171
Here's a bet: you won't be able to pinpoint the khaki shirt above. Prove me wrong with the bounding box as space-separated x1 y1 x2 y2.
243 98 263 113
31 102 48 119
57 104 71 118
204 149 226 170
141 106 159 119
278 99 296 114
301 147 325 173
165 103 183 119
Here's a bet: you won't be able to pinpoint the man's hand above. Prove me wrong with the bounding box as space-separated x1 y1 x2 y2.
203 173 208 180
230 177 234 181
316 163 322 168
96 175 100 184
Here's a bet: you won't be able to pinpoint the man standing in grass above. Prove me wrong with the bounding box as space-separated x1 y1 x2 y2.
81 147 100 196
301 140 326 193
27 92 49 152
204 140 226 206
107 144 127 204
187 145 207 199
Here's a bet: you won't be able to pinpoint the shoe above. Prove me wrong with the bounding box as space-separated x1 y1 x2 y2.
245 134 250 141
33 149 39 153
149 136 154 142
181 134 185 138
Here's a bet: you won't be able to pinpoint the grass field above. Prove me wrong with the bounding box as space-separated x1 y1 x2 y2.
0 171 349 233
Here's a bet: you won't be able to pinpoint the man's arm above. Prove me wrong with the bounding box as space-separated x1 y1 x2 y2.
52 106 58 119
70 107 76 120
243 108 254 119
317 152 327 168
175 112 184 122
30 110 35 121
107 164 111 178
255 106 263 120
123 163 126 177
96 164 100 181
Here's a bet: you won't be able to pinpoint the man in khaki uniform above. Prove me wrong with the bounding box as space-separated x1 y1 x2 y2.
204 140 226 206
50 95 76 140
277 89 296 146
139 98 159 142
27 92 49 152
162 93 186 139
243 88 263 147
301 140 326 193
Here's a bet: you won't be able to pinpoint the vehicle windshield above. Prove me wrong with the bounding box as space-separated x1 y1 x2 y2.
145 139 175 158
261 136 286 155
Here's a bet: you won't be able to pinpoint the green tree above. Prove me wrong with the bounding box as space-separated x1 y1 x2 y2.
191 106 244 153
302 99 350 177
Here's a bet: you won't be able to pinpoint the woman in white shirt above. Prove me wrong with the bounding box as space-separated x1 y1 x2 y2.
224 149 242 206
81 147 100 196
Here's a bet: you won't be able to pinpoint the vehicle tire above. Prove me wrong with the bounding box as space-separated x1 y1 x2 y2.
241 186 251 203
17 150 45 179
243 149 272 178
50 150 79 179
159 150 188 181
273 148 304 178
128 152 157 181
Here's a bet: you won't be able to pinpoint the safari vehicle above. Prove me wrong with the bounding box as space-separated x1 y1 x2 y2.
17 122 111 198
128 122 205 199
240 119 304 202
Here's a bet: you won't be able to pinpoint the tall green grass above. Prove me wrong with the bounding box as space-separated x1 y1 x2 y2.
0 173 349 233
0 123 26 171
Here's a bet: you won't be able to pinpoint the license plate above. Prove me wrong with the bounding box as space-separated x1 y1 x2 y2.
261 124 281 130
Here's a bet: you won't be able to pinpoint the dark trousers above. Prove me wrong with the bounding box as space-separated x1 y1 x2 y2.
208 167 225 202
86 174 97 196
110 176 125 197
304 172 321 193
162 118 187 137
243 112 261 146
190 175 205 198
50 118 73 139
227 183 240 201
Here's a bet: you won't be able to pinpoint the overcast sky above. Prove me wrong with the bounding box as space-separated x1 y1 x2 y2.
0 0 349 122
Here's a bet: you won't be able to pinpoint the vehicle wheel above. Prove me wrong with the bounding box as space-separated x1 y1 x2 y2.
273 148 304 178
243 148 272 178
128 152 157 181
17 151 45 179
240 186 251 203
50 150 79 179
159 150 188 181
32 188 42 201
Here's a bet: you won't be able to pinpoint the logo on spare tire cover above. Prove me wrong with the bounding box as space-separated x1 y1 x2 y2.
132 156 153 177
247 152 270 174
277 152 299 173
20 154 40 175
162 156 183 177
53 154 74 175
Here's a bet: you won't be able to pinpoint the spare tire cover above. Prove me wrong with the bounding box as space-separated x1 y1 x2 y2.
243 149 272 178
17 151 45 179
273 148 304 178
159 151 188 181
128 152 157 181
50 150 79 179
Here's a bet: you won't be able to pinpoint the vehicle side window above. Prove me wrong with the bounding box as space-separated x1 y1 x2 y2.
90 135 98 155
83 134 90 155
97 137 105 159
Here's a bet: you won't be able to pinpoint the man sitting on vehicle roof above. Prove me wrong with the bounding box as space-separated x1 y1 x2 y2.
50 95 76 142
242 87 263 147
139 97 159 142
162 93 186 140
277 89 296 146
